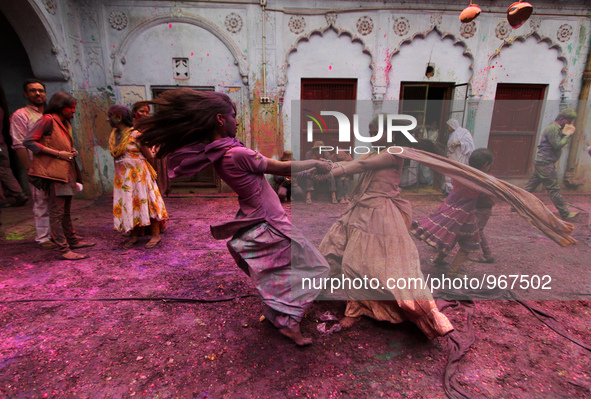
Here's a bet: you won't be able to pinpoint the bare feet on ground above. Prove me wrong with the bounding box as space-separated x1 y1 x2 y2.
279 326 313 346
339 316 361 328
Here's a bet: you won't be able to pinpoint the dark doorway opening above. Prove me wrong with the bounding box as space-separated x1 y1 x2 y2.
399 82 466 191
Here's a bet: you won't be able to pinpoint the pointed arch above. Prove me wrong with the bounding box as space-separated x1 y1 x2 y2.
488 32 568 90
279 25 375 96
389 26 475 87
111 14 248 85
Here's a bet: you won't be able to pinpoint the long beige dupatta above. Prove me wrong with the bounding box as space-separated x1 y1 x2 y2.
396 148 576 247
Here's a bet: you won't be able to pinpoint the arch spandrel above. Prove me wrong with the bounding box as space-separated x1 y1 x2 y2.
110 14 249 85
488 32 568 92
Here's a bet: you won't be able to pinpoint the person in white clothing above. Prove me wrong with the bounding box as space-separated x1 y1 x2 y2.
9 79 53 248
443 118 475 194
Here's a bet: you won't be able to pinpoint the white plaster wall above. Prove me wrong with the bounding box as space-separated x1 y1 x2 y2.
118 23 243 87
282 29 373 158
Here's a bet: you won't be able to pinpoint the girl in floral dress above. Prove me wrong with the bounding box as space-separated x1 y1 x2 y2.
108 105 168 249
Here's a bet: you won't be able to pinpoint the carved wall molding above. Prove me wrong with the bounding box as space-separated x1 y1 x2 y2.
289 15 306 34
495 21 511 40
111 14 249 85
42 0 57 15
356 16 374 36
460 21 477 39
109 10 128 30
225 13 243 33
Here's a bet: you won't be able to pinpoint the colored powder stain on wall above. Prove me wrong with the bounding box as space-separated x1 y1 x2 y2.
329 65 332 70
483 35 486 42
207 53 209 56
191 52 194 56
568 43 573 53
169 23 172 28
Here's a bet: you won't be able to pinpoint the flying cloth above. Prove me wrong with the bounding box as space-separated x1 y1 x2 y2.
396 147 577 247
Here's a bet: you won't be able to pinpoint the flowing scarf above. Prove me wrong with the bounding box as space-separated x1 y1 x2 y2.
109 127 158 181
397 148 577 247
167 137 245 178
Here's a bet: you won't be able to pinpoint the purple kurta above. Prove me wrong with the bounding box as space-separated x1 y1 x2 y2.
168 139 330 328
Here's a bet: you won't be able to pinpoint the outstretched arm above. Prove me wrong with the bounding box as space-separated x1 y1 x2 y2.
331 150 398 178
265 158 327 176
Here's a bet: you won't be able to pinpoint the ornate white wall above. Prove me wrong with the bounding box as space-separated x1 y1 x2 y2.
2 0 590 193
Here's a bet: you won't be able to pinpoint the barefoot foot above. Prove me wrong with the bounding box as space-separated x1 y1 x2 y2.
339 316 361 329
279 326 313 346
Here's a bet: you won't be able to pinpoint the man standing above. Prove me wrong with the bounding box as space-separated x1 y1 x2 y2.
523 108 578 220
9 78 53 248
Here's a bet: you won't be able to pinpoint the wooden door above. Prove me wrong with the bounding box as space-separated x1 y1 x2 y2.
488 84 545 177
300 79 357 158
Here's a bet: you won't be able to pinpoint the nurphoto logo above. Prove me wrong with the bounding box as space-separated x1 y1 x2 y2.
304 110 418 155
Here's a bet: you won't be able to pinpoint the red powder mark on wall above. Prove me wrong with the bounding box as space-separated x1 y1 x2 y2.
191 52 194 56
329 65 332 70
171 43 174 46
169 23 172 28
207 53 209 57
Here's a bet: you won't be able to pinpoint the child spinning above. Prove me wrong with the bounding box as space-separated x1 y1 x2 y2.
135 89 330 346
411 148 494 277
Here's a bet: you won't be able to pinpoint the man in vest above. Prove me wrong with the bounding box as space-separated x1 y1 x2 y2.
9 79 53 248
